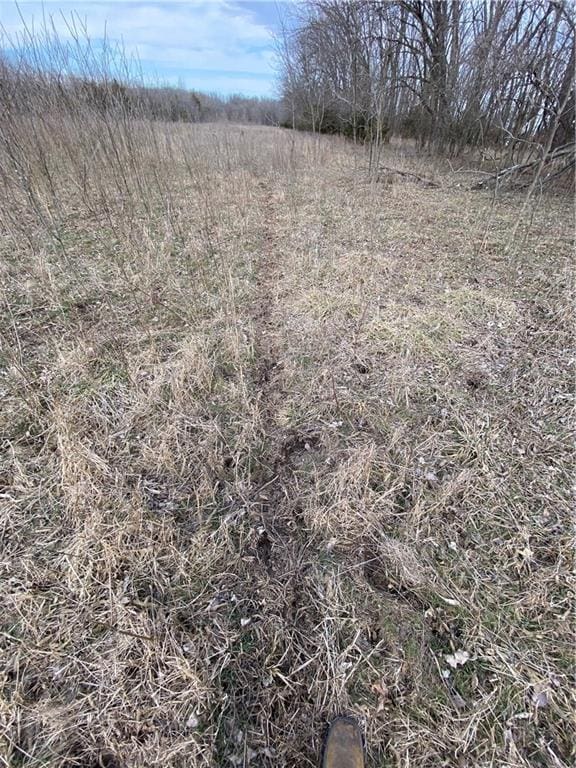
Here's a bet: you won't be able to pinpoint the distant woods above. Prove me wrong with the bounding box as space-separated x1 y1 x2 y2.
277 0 575 155
0 63 279 126
0 20 279 127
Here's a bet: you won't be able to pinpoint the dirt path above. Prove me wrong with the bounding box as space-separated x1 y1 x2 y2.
246 179 313 565
210 177 323 765
248 179 287 561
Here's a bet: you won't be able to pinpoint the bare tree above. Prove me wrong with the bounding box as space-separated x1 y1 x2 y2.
277 0 575 173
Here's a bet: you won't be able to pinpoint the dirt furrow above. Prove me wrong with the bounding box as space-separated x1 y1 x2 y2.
248 179 293 565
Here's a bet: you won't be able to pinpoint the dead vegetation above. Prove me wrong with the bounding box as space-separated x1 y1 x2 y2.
471 142 576 191
0 113 574 768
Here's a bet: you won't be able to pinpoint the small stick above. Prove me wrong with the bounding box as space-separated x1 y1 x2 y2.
330 370 341 414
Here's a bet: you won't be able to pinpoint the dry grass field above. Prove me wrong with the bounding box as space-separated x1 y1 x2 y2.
0 122 573 768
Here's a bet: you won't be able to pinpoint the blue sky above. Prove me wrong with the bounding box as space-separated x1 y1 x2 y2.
0 1 293 97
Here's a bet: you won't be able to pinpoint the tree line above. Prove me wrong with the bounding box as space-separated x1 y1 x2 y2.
278 0 575 155
0 61 279 127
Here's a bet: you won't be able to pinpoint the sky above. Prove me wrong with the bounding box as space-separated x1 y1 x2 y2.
0 1 294 97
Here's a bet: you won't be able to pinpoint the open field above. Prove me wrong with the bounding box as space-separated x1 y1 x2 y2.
0 123 574 767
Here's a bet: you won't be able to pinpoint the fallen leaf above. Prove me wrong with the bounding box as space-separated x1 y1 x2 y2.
518 545 533 561
532 684 549 708
439 595 461 607
372 679 389 713
445 649 470 668
452 691 467 709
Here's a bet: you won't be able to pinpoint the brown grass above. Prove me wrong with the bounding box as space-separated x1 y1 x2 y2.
0 122 574 768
